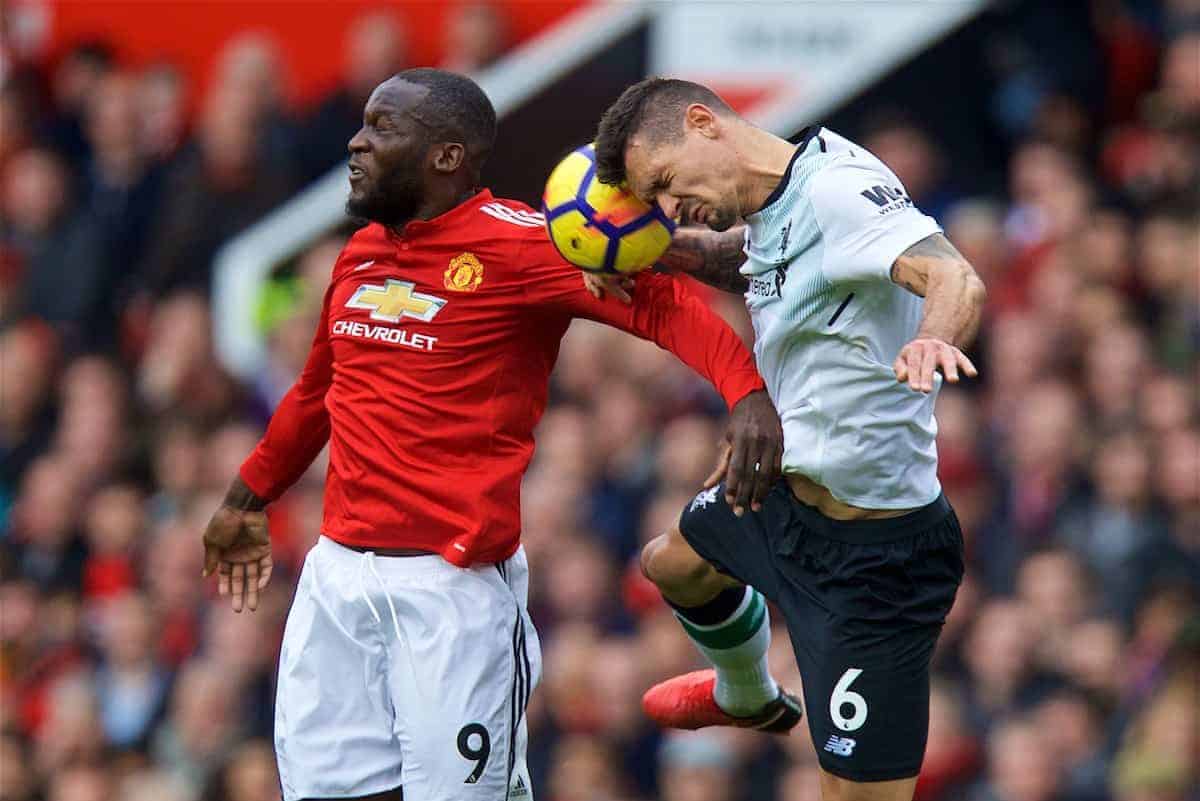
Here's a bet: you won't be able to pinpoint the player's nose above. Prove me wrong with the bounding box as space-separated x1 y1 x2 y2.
657 193 680 221
348 127 369 155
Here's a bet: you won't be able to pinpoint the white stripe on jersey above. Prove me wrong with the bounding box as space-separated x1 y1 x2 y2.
481 203 544 228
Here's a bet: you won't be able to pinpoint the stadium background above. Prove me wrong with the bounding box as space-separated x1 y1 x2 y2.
1 1 1197 800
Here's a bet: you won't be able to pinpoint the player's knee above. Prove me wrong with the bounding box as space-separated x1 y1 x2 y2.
641 529 727 604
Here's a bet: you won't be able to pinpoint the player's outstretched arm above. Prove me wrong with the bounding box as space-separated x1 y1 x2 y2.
582 226 749 302
658 226 750 293
890 233 987 392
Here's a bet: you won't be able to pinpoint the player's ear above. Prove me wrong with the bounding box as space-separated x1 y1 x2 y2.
685 104 719 139
430 142 466 174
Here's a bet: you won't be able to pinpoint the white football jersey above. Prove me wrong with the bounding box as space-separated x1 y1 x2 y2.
742 127 943 509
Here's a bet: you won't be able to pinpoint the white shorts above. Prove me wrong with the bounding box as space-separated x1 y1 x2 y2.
274 536 541 800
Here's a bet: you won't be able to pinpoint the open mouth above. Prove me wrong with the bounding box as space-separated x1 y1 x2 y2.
348 163 366 181
690 205 706 224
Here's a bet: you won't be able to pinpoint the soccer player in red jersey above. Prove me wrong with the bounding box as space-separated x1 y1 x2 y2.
200 69 784 801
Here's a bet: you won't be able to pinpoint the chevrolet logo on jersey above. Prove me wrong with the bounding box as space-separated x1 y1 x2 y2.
346 279 447 323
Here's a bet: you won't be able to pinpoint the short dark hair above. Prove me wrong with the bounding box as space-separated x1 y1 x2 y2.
395 67 498 171
594 77 734 185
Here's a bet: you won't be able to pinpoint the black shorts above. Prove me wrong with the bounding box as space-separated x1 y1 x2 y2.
678 481 964 782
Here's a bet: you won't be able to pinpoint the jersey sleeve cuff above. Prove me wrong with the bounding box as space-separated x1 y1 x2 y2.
238 459 280 505
721 370 767 411
859 216 942 282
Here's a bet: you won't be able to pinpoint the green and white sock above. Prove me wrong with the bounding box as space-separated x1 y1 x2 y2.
671 586 779 716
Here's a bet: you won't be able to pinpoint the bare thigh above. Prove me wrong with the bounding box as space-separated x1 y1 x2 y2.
819 769 918 801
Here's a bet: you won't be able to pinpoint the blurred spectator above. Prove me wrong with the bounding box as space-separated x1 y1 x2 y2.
1015 549 1092 670
118 769 194 801
441 2 511 75
213 33 299 174
34 675 107 779
7 456 87 591
151 659 242 795
1111 661 1200 801
916 681 983 801
0 71 38 174
0 733 36 801
1056 430 1172 622
545 734 629 800
45 40 115 168
80 483 143 599
1 147 110 349
300 11 407 182
202 739 279 801
136 62 189 166
1033 690 1109 801
0 321 57 501
971 717 1064 801
46 764 112 801
136 84 295 296
52 355 131 484
962 600 1054 731
80 70 165 328
979 380 1083 590
137 293 240 423
93 592 169 749
658 732 738 801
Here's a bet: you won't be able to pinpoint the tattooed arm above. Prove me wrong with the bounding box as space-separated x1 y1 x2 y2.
582 225 749 302
889 232 987 392
656 226 750 293
891 232 987 346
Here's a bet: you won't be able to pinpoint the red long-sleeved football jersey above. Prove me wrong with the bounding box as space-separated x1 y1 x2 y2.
239 190 764 566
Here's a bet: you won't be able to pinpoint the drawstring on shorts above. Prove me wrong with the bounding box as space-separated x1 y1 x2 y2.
357 551 406 647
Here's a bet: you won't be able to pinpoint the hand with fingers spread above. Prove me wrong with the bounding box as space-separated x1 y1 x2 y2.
893 336 978 393
708 390 783 517
202 477 273 613
583 272 635 304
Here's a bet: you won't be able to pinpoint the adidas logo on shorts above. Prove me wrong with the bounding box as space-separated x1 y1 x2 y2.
509 775 530 798
823 735 857 757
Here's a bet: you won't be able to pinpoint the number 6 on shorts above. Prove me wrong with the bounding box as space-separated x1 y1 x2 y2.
830 668 868 732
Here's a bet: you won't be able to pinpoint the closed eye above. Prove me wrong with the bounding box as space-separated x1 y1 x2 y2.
640 176 670 205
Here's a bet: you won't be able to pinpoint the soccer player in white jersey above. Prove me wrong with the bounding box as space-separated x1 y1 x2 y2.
587 78 987 801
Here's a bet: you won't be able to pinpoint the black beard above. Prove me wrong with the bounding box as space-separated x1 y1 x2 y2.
346 164 424 226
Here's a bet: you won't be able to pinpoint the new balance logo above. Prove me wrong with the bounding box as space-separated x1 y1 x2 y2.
860 185 913 215
824 735 857 757
481 202 545 228
690 486 721 511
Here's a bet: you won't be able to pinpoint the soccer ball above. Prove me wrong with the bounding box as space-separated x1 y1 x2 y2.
542 143 676 274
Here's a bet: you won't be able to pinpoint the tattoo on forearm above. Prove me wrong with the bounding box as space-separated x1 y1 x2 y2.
890 234 968 297
890 233 986 347
663 227 749 293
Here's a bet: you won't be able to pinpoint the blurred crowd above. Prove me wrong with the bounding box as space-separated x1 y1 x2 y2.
1 2 1197 801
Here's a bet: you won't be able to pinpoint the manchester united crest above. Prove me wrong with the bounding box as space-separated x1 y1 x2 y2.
444 252 484 292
